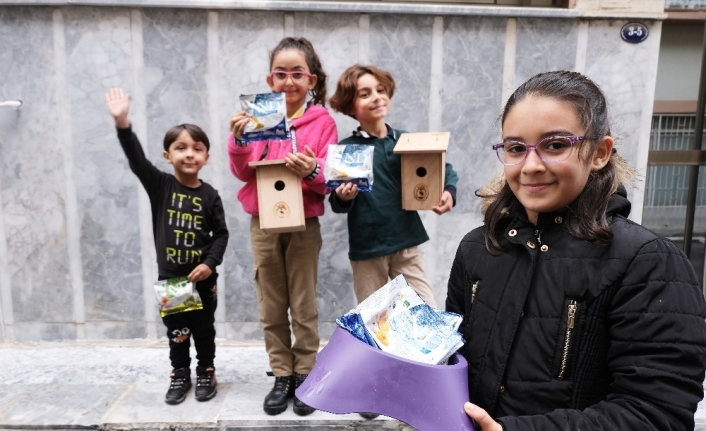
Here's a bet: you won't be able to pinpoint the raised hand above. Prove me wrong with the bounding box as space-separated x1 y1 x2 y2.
105 87 130 128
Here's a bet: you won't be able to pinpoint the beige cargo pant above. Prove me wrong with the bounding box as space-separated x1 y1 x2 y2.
350 246 437 308
250 216 321 377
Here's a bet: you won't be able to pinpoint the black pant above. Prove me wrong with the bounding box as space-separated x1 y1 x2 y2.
160 273 218 370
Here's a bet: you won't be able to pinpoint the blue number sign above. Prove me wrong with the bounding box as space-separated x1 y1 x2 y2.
621 22 649 44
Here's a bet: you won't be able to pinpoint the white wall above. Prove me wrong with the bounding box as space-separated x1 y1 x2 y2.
655 22 704 101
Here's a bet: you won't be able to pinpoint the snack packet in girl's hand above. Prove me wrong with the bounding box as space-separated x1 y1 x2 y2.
239 92 290 142
325 144 374 191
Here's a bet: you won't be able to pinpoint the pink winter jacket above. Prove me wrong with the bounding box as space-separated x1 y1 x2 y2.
227 104 338 218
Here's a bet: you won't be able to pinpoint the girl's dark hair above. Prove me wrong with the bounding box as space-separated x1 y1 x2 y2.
163 124 210 152
329 64 396 118
270 37 327 106
479 70 635 253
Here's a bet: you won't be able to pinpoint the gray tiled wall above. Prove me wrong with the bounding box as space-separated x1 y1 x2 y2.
0 5 661 342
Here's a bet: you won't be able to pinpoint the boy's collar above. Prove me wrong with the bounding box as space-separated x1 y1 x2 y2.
352 123 395 139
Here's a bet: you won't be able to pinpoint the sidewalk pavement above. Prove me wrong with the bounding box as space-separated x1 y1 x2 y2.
0 338 705 431
0 338 408 430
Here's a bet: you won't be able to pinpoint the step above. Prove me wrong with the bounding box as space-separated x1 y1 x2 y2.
2 340 705 431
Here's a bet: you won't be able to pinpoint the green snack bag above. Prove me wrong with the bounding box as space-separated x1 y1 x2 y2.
153 276 203 317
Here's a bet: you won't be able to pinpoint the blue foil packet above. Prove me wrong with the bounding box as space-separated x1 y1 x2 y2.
324 144 374 191
239 92 290 143
336 275 465 365
335 310 378 347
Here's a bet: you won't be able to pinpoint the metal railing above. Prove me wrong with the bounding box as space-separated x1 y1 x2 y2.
645 114 706 207
665 0 706 9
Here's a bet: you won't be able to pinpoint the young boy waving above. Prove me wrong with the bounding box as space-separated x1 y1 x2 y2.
106 87 229 405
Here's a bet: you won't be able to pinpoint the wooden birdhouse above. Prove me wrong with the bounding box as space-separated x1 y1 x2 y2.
248 159 305 233
393 132 450 211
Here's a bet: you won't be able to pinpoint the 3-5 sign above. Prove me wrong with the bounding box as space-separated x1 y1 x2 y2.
621 22 649 44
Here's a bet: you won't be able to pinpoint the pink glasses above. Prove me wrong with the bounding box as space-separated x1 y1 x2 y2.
269 70 312 82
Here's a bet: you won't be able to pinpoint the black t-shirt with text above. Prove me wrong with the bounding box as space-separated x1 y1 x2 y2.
116 127 229 278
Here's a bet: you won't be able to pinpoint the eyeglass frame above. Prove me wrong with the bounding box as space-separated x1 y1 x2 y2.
492 135 601 166
268 70 313 82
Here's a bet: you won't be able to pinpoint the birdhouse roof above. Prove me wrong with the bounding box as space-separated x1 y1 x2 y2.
248 159 288 168
393 132 450 154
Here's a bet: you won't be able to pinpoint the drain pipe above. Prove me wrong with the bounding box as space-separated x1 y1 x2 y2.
683 22 706 258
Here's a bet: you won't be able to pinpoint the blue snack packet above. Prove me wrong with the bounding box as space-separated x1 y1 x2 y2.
335 310 379 347
337 275 465 365
239 92 290 143
324 144 374 191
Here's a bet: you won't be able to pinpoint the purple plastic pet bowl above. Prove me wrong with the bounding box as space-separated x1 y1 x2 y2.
295 326 475 431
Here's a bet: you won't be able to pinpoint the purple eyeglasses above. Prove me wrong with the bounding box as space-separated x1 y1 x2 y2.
492 135 597 166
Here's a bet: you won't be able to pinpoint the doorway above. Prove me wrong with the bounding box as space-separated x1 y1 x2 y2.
645 13 706 289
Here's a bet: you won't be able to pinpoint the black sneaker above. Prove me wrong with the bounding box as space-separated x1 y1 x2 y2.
195 366 217 401
292 373 315 416
165 368 191 405
263 375 293 415
360 412 379 419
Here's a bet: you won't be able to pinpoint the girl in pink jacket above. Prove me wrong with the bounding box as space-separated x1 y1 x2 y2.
227 37 337 417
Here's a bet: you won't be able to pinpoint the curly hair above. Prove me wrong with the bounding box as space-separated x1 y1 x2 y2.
329 64 395 118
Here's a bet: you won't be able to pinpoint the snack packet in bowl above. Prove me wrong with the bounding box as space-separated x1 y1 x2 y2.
337 274 464 365
336 309 378 348
239 92 290 142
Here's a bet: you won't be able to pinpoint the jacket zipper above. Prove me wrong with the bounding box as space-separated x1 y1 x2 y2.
558 300 578 380
291 128 298 154
471 281 480 304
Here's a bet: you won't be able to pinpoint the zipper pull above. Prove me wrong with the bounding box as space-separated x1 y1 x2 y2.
567 301 577 329
558 300 578 380
471 281 479 304
291 128 298 155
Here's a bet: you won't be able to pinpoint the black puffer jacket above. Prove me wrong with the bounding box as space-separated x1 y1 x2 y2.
446 190 706 431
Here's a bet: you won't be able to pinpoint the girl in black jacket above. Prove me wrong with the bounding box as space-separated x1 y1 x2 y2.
446 71 706 431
